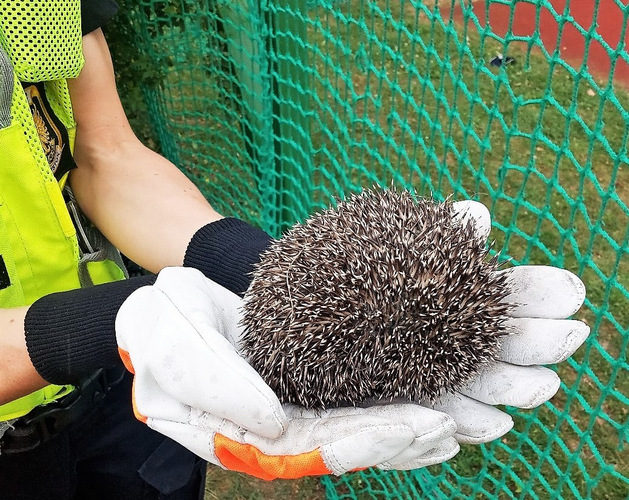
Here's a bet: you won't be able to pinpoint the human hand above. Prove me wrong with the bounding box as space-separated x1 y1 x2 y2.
116 267 459 479
426 201 589 444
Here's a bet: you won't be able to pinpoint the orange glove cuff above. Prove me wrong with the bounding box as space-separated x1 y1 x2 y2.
118 347 134 374
118 348 148 424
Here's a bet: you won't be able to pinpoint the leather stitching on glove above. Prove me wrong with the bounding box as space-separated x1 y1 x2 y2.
320 443 344 476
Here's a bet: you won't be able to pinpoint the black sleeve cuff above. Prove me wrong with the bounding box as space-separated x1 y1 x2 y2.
81 0 119 35
25 274 155 385
183 218 273 297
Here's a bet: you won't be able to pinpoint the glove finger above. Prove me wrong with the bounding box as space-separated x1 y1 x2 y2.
498 318 590 365
131 367 194 424
337 405 457 464
244 405 452 474
283 403 456 455
319 422 416 474
452 200 491 241
379 426 458 467
284 403 454 435
219 414 415 477
378 437 460 470
499 266 586 319
429 392 513 444
118 285 287 438
458 362 560 409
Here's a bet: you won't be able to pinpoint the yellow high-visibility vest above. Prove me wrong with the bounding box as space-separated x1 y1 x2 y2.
0 0 126 421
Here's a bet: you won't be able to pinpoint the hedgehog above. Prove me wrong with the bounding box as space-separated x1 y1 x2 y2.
240 188 514 410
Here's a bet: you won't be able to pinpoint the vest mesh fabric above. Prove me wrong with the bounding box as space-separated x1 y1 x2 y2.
0 0 83 82
9 70 55 184
45 79 75 132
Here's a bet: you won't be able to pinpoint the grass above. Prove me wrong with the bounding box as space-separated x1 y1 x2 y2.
204 468 324 499
120 1 628 498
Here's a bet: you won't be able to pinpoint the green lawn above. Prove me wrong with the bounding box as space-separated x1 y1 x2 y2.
204 468 324 499
113 1 628 498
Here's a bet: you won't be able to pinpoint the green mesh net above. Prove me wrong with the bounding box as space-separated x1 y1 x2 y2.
116 1 628 498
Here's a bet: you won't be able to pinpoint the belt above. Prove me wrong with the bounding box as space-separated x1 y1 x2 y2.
0 366 126 455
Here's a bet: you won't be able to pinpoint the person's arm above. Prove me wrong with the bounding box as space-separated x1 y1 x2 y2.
68 29 221 272
0 307 47 405
69 28 270 295
0 29 269 403
0 274 157 404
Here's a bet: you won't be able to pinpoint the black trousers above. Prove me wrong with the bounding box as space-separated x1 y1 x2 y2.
0 373 206 500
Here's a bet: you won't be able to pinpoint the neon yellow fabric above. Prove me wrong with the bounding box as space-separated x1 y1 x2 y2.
87 260 127 286
0 0 84 82
0 74 80 420
0 6 123 419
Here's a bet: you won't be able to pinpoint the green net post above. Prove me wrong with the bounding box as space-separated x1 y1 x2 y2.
217 0 313 235
269 0 314 232
214 0 278 233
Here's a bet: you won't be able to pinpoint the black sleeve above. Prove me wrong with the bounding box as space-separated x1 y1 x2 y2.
25 218 271 385
184 218 273 297
25 274 156 385
81 0 119 36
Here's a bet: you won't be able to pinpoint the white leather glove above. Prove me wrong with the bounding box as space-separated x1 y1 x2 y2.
427 201 590 444
116 267 459 480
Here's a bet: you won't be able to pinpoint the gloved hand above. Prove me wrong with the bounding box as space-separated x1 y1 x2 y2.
426 201 590 444
116 267 460 480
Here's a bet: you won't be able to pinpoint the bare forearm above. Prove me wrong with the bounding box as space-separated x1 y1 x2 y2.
67 29 222 273
69 141 221 273
0 307 47 405
0 30 261 406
